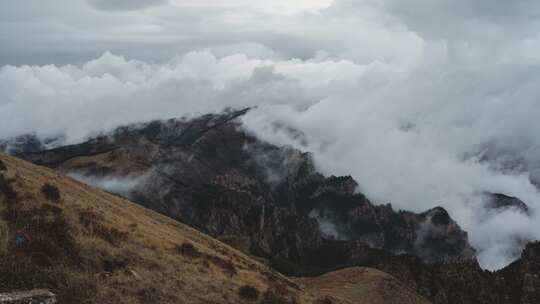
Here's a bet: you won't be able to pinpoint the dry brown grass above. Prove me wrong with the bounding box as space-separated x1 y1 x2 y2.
238 285 259 301
294 267 431 304
41 183 61 203
0 153 313 304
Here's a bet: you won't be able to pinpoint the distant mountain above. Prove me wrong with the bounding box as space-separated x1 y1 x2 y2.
16 109 474 265
0 134 64 154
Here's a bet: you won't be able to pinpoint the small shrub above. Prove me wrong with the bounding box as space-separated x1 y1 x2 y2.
102 254 129 272
0 220 7 253
0 174 17 205
176 242 201 259
0 253 54 291
208 254 237 275
98 226 128 245
56 275 98 304
78 209 128 245
238 285 259 301
41 183 61 202
0 159 6 172
5 204 80 266
315 297 333 304
136 285 176 303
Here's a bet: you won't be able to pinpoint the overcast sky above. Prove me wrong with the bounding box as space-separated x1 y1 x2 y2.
2 0 540 270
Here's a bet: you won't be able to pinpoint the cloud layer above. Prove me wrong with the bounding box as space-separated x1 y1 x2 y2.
2 0 540 269
88 0 167 11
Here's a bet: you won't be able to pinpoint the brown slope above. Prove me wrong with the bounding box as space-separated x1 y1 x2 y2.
0 153 306 304
0 153 428 304
295 267 430 304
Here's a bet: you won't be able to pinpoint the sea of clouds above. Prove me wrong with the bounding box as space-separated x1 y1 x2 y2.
2 0 540 269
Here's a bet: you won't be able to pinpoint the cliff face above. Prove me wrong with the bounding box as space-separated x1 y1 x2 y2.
16 109 474 266
408 241 540 304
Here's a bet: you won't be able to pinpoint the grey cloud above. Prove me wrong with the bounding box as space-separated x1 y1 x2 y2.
87 0 167 11
68 172 149 197
376 0 540 40
3 0 540 271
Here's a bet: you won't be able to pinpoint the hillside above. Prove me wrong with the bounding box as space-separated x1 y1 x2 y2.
0 154 430 304
295 267 430 304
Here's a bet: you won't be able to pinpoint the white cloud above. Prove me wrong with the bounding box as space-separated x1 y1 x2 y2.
88 0 167 11
2 0 540 270
68 172 149 197
171 0 334 15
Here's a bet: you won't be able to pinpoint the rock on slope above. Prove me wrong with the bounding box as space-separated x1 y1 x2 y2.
0 154 428 304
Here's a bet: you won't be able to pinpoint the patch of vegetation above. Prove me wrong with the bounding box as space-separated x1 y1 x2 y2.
0 176 97 303
135 285 176 303
4 203 79 266
260 290 298 304
55 275 98 304
175 242 237 275
102 254 129 272
41 183 61 203
0 159 6 171
0 174 17 206
0 220 7 253
78 208 128 245
176 242 201 259
270 256 349 278
238 285 259 301
207 254 237 275
315 297 333 304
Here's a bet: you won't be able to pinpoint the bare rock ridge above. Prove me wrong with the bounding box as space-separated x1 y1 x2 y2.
6 109 540 303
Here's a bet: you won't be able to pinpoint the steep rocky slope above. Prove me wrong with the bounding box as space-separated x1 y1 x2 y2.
17 109 474 267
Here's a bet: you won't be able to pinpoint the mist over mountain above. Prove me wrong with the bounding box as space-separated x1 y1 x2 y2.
7 110 540 304
2 50 540 269
2 0 540 293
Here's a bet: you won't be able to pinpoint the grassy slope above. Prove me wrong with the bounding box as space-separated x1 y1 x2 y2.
294 267 430 304
0 154 309 304
0 153 429 304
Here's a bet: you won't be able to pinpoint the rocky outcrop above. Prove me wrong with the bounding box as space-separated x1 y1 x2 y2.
0 290 56 304
485 193 530 215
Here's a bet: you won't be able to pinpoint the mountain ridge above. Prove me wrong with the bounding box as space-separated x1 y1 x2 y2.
4 109 540 303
